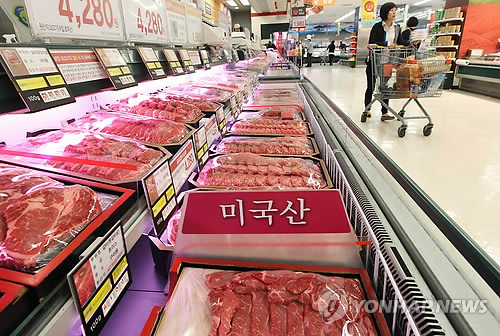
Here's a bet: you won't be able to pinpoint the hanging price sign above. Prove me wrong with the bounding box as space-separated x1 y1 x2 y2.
25 0 124 41
178 49 195 73
163 48 184 76
94 48 137 89
165 0 187 44
185 5 203 45
0 47 75 112
137 47 166 80
291 16 306 29
121 0 168 43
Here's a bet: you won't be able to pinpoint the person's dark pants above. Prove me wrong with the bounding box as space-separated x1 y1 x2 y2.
307 53 312 67
365 62 389 114
329 54 334 65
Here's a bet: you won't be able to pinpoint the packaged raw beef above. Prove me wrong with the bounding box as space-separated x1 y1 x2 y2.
157 94 222 112
195 153 327 189
230 119 311 136
0 165 104 270
155 267 381 336
165 86 232 103
108 94 203 123
215 136 316 156
166 209 181 245
238 110 304 121
69 112 189 146
0 129 165 182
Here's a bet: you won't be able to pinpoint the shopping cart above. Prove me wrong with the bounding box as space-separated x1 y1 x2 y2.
362 47 450 137
319 51 328 66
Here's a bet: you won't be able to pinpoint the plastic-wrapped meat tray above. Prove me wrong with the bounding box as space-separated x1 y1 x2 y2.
213 136 319 157
107 94 205 125
151 258 391 336
0 129 170 190
165 86 232 103
230 119 313 136
191 153 332 190
238 109 304 121
0 164 135 289
0 280 36 335
67 111 193 150
156 93 223 113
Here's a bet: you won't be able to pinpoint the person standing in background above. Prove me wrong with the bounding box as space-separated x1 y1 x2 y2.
364 2 409 121
402 17 421 49
306 38 313 67
326 40 336 65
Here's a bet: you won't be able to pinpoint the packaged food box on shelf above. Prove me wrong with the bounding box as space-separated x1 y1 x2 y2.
0 280 36 335
150 258 390 336
189 153 332 190
0 164 135 295
229 118 314 137
238 107 305 121
66 111 194 153
0 129 171 191
212 136 320 157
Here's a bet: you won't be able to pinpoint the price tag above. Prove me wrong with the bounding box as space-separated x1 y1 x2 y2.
0 47 75 112
94 48 137 89
169 140 198 194
200 50 211 69
25 0 124 41
121 0 168 43
178 49 195 74
215 106 227 136
137 47 166 80
142 159 177 236
192 125 208 166
50 49 107 84
205 114 220 147
188 50 202 66
185 5 202 45
67 222 131 336
230 95 238 116
165 0 187 44
163 48 185 76
292 16 306 29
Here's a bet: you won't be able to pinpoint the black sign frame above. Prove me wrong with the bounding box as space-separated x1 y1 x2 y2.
94 48 137 90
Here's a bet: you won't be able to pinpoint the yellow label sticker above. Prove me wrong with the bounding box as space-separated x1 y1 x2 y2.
16 77 48 91
147 62 157 69
108 67 123 76
197 148 204 159
204 143 208 152
121 66 131 74
166 185 175 201
152 195 166 217
45 74 65 86
83 279 111 322
155 62 162 68
112 256 128 283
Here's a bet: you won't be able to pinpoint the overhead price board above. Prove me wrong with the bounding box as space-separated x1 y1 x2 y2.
121 0 168 43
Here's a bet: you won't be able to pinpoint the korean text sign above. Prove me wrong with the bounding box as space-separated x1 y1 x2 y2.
182 190 351 234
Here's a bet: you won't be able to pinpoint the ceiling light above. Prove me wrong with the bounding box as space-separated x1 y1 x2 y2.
240 0 250 5
234 6 239 9
335 10 355 23
414 0 432 6
226 0 238 7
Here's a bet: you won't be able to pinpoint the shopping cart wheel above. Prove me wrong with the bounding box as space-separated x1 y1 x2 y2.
398 125 407 138
423 124 433 136
398 110 405 117
361 113 368 122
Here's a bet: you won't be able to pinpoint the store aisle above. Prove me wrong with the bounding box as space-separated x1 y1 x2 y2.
302 65 500 264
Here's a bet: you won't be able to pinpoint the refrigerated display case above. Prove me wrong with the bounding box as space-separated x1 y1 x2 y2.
0 43 498 336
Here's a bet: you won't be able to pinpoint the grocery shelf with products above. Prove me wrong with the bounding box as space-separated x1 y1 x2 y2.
0 2 499 336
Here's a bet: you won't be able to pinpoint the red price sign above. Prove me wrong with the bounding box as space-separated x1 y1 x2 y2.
25 0 124 41
121 0 168 43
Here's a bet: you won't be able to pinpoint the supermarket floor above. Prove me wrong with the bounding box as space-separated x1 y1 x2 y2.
302 64 500 264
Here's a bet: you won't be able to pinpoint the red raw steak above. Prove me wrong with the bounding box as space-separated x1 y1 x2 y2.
74 260 96 306
216 136 314 156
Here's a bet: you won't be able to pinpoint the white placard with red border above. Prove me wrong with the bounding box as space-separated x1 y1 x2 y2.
291 16 306 29
25 0 125 41
165 0 187 44
50 49 107 84
121 0 168 43
169 140 197 194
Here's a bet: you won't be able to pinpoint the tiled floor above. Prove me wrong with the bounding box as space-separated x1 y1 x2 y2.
302 64 500 264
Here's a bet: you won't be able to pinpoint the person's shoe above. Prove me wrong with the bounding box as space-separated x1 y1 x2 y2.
366 110 372 118
381 114 395 121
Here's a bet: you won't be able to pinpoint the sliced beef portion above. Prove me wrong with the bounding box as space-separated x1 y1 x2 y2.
228 294 252 336
270 303 287 335
251 291 271 336
287 301 305 336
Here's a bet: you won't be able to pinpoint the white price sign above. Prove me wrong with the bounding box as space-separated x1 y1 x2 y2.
292 16 306 29
25 0 124 41
185 5 202 44
205 114 220 147
169 140 197 194
165 0 187 44
121 0 168 43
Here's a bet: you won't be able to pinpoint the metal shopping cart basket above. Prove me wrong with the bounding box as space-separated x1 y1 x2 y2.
319 51 328 66
362 47 451 137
